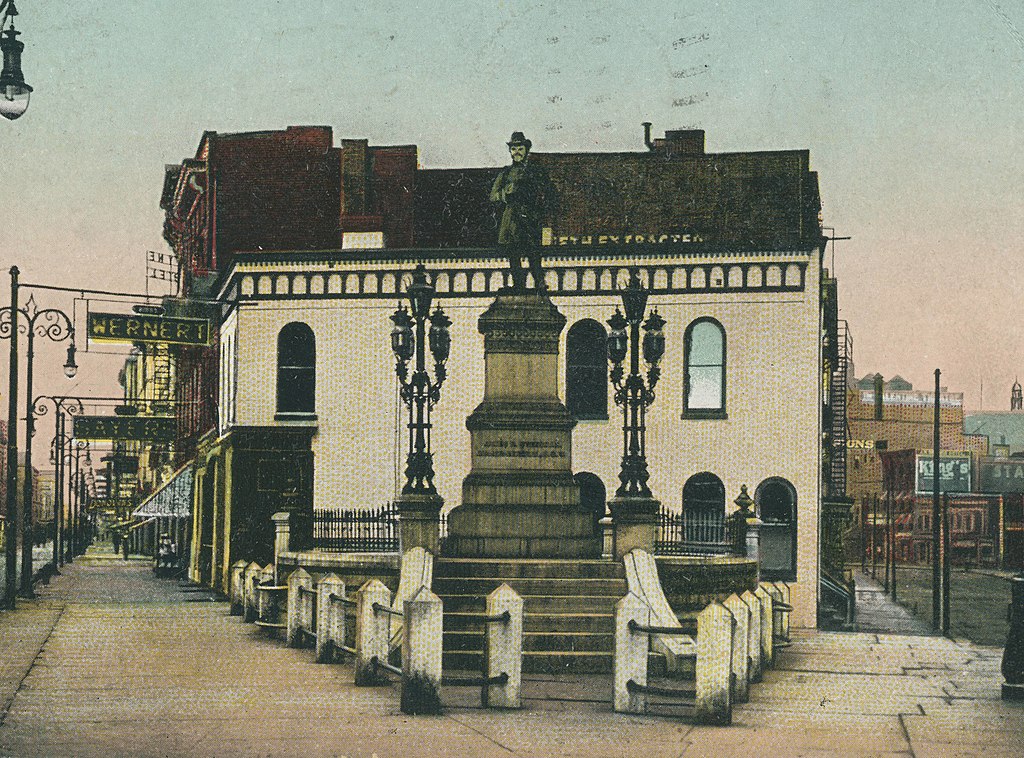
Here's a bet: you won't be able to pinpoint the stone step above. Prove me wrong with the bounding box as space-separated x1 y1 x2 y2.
433 576 627 597
441 650 669 676
443 630 615 653
440 593 620 614
434 558 625 580
443 611 614 634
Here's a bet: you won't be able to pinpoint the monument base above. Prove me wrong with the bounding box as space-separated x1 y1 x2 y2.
445 503 601 558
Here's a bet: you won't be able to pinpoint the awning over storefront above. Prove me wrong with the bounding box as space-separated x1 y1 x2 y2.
132 464 194 519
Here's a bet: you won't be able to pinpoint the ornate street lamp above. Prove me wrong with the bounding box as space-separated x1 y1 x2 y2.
38 395 84 571
606 269 666 557
1 268 78 604
389 265 451 552
0 0 33 121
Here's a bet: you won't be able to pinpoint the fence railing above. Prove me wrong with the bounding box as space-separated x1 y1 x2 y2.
312 504 399 552
655 508 733 555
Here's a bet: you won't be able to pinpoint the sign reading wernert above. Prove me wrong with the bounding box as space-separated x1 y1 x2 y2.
73 415 176 442
88 312 210 346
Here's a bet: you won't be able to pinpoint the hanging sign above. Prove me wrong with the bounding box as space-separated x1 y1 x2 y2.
73 415 176 442
87 312 210 346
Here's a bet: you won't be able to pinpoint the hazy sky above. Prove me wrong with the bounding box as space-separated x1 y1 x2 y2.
2 0 1023 411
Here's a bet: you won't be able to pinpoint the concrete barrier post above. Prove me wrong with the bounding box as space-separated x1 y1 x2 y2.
271 511 291 583
287 568 313 648
401 588 444 715
754 585 774 668
243 561 262 623
695 601 734 726
613 593 650 714
257 564 277 624
485 583 523 709
354 579 392 686
722 593 751 703
229 560 247 616
316 574 345 663
741 589 763 682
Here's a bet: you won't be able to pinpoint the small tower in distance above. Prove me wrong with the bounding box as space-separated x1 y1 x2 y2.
1012 379 1022 411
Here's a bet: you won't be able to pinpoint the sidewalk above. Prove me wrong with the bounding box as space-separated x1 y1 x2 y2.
0 554 1021 757
853 568 936 636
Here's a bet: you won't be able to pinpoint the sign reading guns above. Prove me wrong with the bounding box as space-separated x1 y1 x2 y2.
73 415 176 442
88 312 210 346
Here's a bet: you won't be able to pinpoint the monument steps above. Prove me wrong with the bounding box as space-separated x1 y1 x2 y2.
435 557 635 674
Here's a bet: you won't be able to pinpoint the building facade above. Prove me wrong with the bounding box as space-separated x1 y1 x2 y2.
181 126 833 628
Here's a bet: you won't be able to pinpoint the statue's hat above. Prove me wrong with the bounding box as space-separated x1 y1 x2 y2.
506 131 532 150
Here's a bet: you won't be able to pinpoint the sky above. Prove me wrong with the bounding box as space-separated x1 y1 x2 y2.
1 0 1023 414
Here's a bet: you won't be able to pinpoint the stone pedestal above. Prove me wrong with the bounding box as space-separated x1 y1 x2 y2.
446 291 600 558
608 496 659 559
397 492 443 555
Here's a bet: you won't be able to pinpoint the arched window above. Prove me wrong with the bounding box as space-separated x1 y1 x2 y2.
683 318 726 418
755 477 797 580
566 319 608 420
574 472 607 538
276 322 316 416
682 472 726 517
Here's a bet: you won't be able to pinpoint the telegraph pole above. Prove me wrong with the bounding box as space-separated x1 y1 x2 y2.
932 369 941 631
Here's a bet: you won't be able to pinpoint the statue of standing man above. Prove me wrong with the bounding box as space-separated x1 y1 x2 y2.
490 132 556 290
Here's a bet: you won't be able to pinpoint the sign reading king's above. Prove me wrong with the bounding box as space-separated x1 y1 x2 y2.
87 312 210 346
73 415 176 442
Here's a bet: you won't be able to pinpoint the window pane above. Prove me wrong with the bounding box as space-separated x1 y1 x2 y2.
688 366 722 409
689 321 723 365
277 368 315 413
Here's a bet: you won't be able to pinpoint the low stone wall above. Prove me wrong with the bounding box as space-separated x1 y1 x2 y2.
656 555 758 612
277 550 401 594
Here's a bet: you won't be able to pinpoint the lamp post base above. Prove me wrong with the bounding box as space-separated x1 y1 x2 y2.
397 492 444 555
609 495 660 559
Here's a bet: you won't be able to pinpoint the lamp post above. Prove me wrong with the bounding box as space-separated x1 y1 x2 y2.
38 395 84 571
0 0 33 120
606 269 666 557
1 268 78 600
389 264 451 553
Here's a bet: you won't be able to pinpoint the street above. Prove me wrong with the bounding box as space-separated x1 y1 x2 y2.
0 546 1022 757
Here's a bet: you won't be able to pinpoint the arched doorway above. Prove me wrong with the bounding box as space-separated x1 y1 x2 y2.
574 472 607 539
682 472 726 544
755 477 797 580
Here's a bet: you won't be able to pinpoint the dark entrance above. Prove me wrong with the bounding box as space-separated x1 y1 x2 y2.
756 477 797 580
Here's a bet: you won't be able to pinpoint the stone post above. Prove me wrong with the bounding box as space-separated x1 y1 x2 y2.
609 497 660 560
229 560 247 616
257 564 277 625
354 579 391 686
243 561 262 623
754 584 774 669
741 589 763 682
397 493 443 555
772 581 791 643
722 593 751 703
485 583 523 709
287 568 314 648
316 574 346 663
401 588 444 715
695 601 734 726
271 511 291 583
613 593 650 714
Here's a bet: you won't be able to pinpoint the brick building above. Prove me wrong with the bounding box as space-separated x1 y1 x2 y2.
173 125 840 628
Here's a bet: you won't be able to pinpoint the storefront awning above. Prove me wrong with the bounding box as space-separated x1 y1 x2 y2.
132 464 193 519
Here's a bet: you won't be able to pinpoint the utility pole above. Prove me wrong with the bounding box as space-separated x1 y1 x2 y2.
932 369 941 632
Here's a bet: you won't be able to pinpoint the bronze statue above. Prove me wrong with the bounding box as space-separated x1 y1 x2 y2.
490 132 555 290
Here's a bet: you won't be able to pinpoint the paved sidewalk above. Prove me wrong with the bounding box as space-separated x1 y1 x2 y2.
0 556 1022 756
853 568 936 636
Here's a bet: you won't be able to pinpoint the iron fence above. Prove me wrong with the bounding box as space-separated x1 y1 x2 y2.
655 508 733 555
313 504 398 553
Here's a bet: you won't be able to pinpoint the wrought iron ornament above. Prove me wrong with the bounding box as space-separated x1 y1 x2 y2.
389 265 451 494
607 269 666 498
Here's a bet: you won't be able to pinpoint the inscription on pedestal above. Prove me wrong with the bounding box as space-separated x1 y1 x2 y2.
472 431 570 471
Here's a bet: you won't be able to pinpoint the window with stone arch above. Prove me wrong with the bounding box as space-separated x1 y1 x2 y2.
755 477 797 580
683 317 726 418
682 472 726 518
566 318 608 420
276 322 316 417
